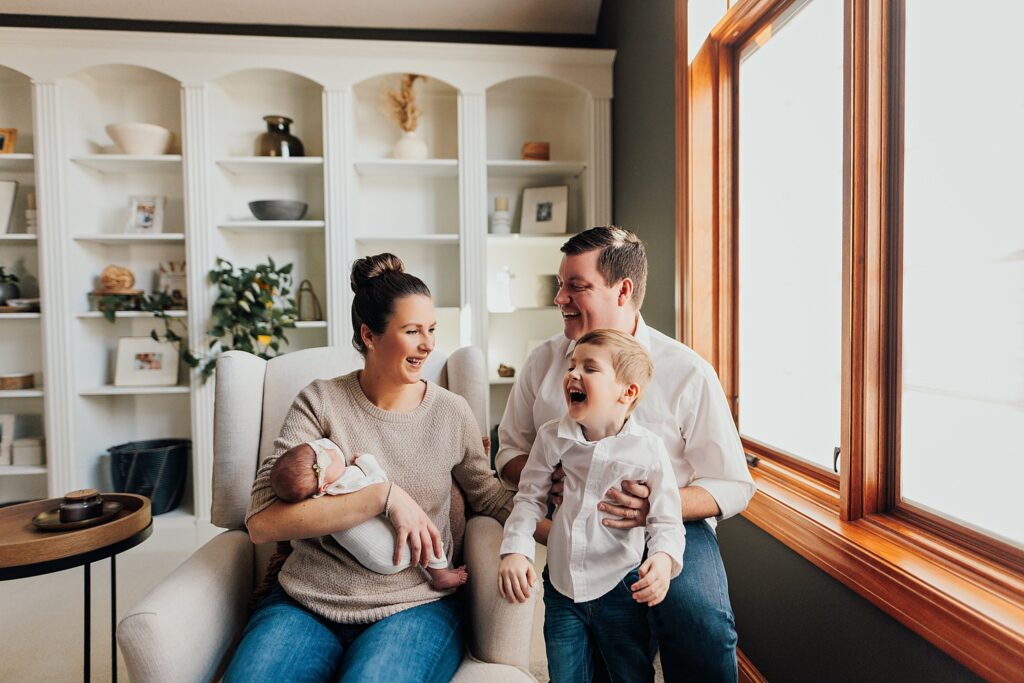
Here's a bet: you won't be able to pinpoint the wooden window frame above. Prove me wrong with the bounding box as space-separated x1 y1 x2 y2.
680 0 1024 679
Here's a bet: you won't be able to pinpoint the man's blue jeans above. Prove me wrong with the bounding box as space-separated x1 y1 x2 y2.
223 583 463 682
543 566 655 682
648 520 738 682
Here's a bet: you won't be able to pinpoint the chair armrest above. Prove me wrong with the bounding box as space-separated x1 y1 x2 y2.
463 516 535 669
117 530 254 683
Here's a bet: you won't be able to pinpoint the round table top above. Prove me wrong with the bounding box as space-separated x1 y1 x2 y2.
0 494 152 579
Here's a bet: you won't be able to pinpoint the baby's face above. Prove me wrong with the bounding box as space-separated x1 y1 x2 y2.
317 445 348 494
563 343 631 427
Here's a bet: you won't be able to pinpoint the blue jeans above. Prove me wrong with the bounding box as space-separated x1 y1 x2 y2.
223 583 464 683
543 566 655 682
648 520 738 682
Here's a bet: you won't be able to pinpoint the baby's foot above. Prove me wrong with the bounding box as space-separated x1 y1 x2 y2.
427 565 469 590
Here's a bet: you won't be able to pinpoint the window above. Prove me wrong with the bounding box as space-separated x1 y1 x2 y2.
899 0 1024 547
737 0 844 472
684 0 1024 678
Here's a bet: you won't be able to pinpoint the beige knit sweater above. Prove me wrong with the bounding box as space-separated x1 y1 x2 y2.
246 371 514 624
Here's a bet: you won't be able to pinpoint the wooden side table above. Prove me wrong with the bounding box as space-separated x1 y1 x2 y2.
0 494 152 682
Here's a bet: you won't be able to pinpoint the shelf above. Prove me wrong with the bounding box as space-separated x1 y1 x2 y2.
216 157 324 175
219 220 325 234
487 160 586 177
76 310 187 319
73 233 185 245
79 385 190 396
0 313 41 319
71 154 182 173
490 376 517 385
353 159 458 177
0 389 43 398
489 306 559 313
0 153 35 173
0 234 38 245
488 234 573 247
293 320 327 329
0 465 47 476
354 234 459 245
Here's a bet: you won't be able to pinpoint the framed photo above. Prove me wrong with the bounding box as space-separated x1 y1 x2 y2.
125 195 165 234
158 260 187 309
0 128 16 155
114 337 179 387
520 185 568 235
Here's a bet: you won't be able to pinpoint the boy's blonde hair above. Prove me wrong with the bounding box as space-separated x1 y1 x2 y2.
575 328 653 413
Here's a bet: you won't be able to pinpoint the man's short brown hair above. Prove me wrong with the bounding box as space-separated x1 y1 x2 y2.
575 328 654 413
561 226 648 309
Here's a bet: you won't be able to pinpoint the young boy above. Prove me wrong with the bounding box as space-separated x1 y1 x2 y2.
498 328 685 682
270 438 468 589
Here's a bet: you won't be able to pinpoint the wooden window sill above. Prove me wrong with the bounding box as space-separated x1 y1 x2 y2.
743 468 1024 681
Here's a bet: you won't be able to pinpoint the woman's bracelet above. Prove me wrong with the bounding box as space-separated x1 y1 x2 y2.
384 482 394 518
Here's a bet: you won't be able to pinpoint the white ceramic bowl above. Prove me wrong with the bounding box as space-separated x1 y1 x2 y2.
105 122 174 155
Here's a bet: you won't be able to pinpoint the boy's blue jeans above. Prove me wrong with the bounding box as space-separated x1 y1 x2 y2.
542 565 656 683
223 583 463 683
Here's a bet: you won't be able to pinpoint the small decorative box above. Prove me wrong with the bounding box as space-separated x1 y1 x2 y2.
12 436 45 466
521 141 550 161
0 373 34 390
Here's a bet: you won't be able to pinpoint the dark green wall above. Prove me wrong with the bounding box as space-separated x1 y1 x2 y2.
597 2 979 680
596 1 678 335
717 516 979 682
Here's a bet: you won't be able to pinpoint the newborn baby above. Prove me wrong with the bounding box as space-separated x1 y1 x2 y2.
270 438 468 590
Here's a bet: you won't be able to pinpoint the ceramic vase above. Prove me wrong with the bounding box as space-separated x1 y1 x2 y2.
257 115 305 157
393 130 428 160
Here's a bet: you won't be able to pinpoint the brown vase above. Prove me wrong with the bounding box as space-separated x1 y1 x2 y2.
256 115 305 157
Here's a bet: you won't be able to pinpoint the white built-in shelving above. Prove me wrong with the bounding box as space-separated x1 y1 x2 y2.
0 28 613 536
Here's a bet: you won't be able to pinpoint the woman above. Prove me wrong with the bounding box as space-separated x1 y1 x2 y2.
224 253 514 682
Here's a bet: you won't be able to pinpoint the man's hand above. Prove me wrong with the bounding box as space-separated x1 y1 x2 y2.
549 464 566 506
599 480 650 529
630 552 673 606
386 484 443 567
497 553 537 604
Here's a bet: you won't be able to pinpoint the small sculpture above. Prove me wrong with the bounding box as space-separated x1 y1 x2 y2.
497 363 515 378
97 264 141 294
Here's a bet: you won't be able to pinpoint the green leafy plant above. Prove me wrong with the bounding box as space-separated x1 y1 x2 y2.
191 257 298 380
0 265 19 285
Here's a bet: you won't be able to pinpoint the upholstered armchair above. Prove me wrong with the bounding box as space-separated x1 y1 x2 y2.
117 347 535 682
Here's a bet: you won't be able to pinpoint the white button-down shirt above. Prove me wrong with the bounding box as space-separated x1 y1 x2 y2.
500 414 685 602
496 315 755 527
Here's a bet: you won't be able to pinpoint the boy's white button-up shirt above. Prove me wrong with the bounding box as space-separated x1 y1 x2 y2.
500 414 685 603
496 315 755 527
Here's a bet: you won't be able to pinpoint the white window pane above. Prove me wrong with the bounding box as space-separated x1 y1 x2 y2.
901 1 1024 546
737 0 844 470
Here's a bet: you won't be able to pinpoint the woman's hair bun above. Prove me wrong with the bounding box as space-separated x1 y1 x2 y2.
350 253 405 293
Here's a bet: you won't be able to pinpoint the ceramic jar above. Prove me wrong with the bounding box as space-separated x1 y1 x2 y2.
392 131 428 160
257 115 305 157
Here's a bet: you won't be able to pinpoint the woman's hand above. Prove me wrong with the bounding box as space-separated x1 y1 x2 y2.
599 480 651 529
386 484 443 567
630 552 673 607
497 553 537 604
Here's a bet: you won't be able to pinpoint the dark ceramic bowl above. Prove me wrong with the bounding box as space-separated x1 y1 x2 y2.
248 200 308 221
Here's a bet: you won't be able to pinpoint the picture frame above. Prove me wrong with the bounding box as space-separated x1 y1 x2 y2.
158 260 187 309
125 195 165 234
114 337 179 387
520 185 568 235
0 128 16 154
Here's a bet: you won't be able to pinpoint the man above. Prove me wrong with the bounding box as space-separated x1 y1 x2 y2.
496 226 755 681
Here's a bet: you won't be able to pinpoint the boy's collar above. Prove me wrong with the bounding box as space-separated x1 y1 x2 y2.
556 413 640 443
564 313 651 359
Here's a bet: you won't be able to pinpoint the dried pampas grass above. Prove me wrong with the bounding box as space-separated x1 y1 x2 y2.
385 74 426 133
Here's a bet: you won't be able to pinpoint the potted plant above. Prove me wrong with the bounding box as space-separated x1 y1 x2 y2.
188 257 298 380
0 265 20 304
386 74 428 160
